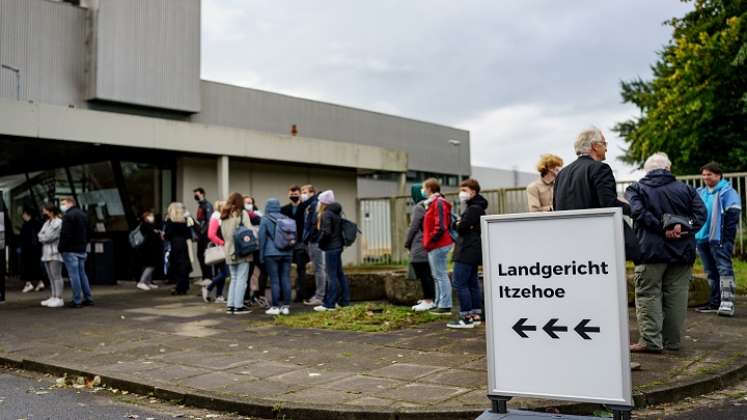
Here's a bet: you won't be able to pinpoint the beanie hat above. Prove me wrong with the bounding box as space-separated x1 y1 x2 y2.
318 190 335 205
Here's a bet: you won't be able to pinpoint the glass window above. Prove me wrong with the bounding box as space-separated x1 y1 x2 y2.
121 161 158 220
69 162 127 232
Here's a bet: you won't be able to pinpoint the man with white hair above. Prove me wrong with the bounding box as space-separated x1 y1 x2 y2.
624 152 706 352
553 127 622 211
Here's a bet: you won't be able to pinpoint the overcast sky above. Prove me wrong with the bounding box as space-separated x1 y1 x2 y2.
201 1 693 180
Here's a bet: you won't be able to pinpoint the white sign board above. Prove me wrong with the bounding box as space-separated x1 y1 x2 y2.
481 208 632 406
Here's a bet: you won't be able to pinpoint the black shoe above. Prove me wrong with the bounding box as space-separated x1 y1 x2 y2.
66 302 83 309
429 307 452 316
226 306 235 314
233 307 251 315
82 300 95 307
695 305 719 313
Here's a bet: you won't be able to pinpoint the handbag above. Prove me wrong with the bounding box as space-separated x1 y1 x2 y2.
204 243 226 265
662 213 693 232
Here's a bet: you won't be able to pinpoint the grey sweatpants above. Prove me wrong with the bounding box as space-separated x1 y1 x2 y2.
308 242 327 300
44 260 64 299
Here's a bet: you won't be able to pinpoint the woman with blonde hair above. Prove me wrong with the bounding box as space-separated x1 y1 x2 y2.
526 154 564 212
165 202 193 295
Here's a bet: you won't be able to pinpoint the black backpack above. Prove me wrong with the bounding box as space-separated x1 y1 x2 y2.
341 218 360 247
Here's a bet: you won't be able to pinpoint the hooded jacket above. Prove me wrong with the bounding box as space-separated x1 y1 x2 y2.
404 185 429 263
319 202 344 251
695 179 741 244
259 198 293 262
453 194 488 265
624 169 707 264
422 193 454 252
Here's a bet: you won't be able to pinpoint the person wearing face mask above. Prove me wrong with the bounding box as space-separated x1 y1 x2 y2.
136 211 163 291
447 179 488 329
405 185 436 312
526 154 563 212
299 184 326 306
281 185 309 303
421 178 454 316
58 196 94 308
243 195 269 307
38 203 64 308
192 187 214 286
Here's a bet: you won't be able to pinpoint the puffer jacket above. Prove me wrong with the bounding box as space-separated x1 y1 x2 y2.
319 202 344 251
624 169 707 264
404 200 428 263
453 194 488 266
258 199 293 262
38 217 63 262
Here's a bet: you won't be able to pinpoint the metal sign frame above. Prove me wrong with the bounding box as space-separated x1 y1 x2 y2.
481 208 632 406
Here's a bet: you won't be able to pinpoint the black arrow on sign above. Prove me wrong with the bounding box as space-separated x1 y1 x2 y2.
512 318 537 338
574 319 601 340
542 318 568 339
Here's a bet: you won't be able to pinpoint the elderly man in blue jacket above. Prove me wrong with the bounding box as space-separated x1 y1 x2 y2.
625 153 707 353
694 162 742 317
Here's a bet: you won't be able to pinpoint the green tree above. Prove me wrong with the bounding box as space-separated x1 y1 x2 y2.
614 0 747 174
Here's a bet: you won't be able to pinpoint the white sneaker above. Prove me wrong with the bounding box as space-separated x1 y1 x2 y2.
215 296 226 304
35 281 45 292
137 282 151 291
22 282 34 293
281 306 290 315
41 297 53 307
147 283 159 289
265 307 281 316
303 297 323 306
412 301 436 312
47 298 64 308
313 305 334 312
199 279 212 287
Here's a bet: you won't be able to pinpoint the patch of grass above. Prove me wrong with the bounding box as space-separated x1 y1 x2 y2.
271 303 442 332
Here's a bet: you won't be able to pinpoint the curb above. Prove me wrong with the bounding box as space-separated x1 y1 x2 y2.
2 354 747 419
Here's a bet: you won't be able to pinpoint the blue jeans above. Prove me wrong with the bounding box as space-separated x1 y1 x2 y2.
62 252 92 304
266 255 292 307
427 244 452 309
227 262 249 309
323 248 349 309
696 240 734 307
207 263 228 297
452 262 482 317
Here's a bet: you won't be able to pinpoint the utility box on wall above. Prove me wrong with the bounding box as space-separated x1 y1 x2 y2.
87 0 201 112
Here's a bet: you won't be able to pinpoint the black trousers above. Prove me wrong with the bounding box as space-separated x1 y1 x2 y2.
412 261 435 301
292 247 309 301
197 235 212 279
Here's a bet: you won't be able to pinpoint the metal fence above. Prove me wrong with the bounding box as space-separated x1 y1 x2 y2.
359 172 747 264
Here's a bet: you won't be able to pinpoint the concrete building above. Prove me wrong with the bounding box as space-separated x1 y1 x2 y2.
0 0 469 278
471 166 536 190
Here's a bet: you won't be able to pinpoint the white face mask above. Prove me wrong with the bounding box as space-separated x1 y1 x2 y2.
146 216 155 223
60 204 71 213
244 203 253 211
458 191 471 203
300 193 309 202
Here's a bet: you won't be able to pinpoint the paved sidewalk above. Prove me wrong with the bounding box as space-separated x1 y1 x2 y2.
1 282 746 419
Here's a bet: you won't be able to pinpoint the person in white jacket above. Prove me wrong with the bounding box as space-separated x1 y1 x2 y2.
38 203 64 308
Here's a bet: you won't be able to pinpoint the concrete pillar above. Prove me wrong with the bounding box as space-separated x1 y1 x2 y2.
217 155 229 200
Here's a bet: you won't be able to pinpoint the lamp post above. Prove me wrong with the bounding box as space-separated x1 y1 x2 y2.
1 64 20 101
448 139 462 186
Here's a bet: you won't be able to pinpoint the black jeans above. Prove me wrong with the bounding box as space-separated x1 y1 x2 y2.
292 247 309 301
197 235 212 279
411 261 435 301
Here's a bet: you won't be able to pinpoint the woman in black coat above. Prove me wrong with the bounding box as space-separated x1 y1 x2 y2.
137 211 162 291
20 207 45 293
165 203 193 295
448 179 488 329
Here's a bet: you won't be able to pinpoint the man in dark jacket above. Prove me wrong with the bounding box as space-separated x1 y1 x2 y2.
193 187 214 283
554 127 623 211
448 179 488 329
625 153 707 352
281 185 309 302
58 197 93 308
300 184 326 306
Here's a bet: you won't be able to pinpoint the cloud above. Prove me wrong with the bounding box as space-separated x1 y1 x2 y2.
201 0 693 180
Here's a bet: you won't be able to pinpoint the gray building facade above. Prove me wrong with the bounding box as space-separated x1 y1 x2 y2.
0 0 469 275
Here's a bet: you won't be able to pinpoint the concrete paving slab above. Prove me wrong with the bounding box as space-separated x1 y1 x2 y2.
374 382 470 403
179 371 252 391
367 363 446 381
266 367 355 386
320 374 406 393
